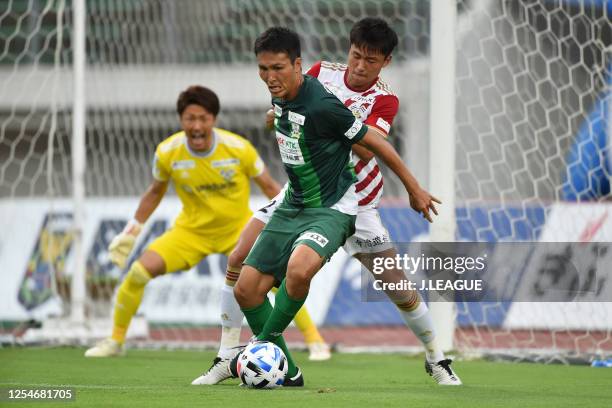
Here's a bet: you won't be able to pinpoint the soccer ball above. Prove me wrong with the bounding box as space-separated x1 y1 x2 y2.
237 341 288 389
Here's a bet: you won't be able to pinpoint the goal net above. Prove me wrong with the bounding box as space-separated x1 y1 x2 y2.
1 0 611 363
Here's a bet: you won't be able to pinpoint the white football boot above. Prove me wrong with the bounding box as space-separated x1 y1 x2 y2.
84 338 125 357
307 342 331 361
191 348 242 385
425 359 462 385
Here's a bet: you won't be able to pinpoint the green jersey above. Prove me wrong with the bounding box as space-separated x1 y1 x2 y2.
272 74 367 208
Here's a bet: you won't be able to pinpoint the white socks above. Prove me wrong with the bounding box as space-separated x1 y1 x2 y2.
398 301 445 363
217 283 244 359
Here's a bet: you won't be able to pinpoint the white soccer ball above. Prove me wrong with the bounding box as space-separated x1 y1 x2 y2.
237 341 288 389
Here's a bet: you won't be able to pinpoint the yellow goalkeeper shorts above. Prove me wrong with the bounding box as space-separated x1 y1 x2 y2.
146 220 247 274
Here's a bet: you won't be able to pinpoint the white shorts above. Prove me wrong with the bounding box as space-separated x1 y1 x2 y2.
253 195 392 256
342 206 393 255
253 190 284 223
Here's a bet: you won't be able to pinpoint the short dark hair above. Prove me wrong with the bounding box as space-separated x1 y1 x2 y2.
176 85 220 117
254 26 301 63
350 18 398 57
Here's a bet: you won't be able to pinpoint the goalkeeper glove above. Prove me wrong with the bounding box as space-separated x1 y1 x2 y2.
108 219 143 268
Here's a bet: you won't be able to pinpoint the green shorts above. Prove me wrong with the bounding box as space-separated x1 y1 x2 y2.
244 205 356 282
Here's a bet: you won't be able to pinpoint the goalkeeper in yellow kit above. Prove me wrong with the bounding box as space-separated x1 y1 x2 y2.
85 86 330 375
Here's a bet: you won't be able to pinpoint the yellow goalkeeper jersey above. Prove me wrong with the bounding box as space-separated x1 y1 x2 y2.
153 128 264 236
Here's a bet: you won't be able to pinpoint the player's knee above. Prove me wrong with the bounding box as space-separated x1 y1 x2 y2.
285 264 314 300
138 250 166 277
233 282 251 307
286 249 320 285
286 262 314 286
124 261 152 289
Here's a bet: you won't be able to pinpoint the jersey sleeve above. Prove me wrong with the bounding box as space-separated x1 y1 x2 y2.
152 146 171 182
311 94 367 146
306 61 322 78
242 140 265 178
363 94 399 137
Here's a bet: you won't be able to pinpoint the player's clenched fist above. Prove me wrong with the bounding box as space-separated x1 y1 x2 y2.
265 108 275 130
108 220 143 268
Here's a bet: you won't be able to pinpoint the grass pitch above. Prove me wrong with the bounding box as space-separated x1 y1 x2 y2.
1 347 610 407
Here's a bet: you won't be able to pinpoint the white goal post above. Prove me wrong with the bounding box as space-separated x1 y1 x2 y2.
428 0 458 353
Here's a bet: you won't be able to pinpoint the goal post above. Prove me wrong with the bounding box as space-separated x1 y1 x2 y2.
70 0 86 327
428 0 458 353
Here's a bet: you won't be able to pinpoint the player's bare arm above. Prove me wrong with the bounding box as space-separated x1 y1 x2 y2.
351 125 388 162
357 128 440 222
106 178 168 269
133 179 169 224
352 143 375 162
253 167 282 199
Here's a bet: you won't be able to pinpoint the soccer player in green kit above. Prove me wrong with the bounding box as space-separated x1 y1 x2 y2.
230 27 440 386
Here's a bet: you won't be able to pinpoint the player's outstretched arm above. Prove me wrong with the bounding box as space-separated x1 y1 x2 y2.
108 179 168 268
253 167 282 199
352 142 375 163
133 179 168 224
357 129 440 222
351 125 392 163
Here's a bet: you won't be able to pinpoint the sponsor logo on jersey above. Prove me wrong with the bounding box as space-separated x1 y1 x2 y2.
298 231 329 248
349 103 372 120
346 96 374 120
219 168 235 181
195 181 237 192
274 104 282 117
212 158 240 167
172 160 195 170
290 122 302 139
276 131 305 165
350 108 363 120
354 235 391 249
347 93 377 104
344 119 363 139
376 117 391 133
288 111 305 125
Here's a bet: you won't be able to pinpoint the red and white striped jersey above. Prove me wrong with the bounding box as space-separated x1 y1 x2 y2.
307 61 399 208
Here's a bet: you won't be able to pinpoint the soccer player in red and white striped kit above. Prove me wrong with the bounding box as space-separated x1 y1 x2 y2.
194 17 461 386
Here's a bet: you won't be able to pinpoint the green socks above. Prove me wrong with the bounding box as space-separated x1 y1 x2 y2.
241 289 304 378
258 280 307 343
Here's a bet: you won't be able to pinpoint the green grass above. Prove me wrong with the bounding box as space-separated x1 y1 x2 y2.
1 347 610 408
